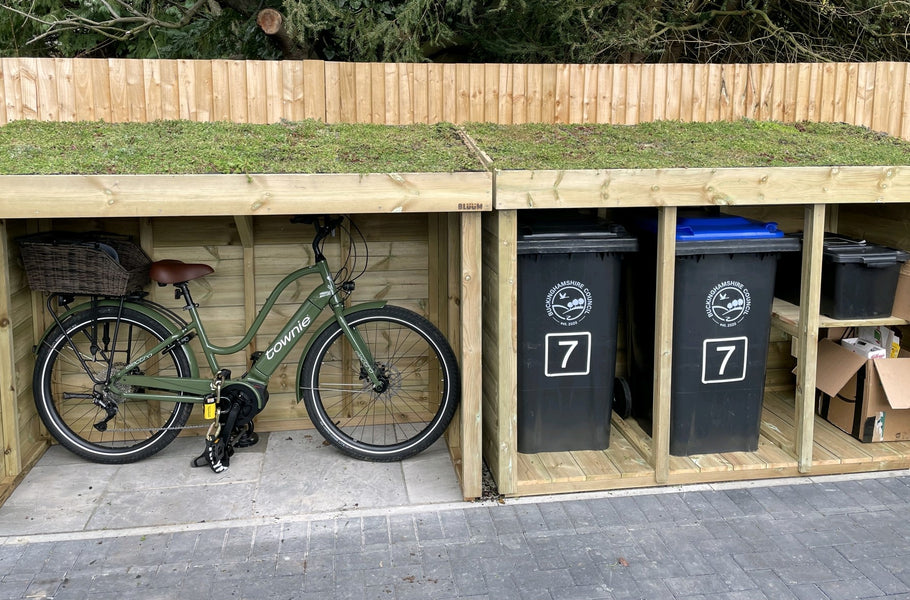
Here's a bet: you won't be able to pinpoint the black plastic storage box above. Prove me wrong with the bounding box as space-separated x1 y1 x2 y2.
626 214 800 456
516 213 637 454
775 234 910 319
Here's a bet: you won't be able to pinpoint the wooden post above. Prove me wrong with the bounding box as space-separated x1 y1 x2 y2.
795 204 825 472
459 211 483 499
0 220 21 483
652 206 676 484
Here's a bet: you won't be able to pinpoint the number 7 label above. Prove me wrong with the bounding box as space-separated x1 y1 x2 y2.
545 332 592 377
702 336 748 384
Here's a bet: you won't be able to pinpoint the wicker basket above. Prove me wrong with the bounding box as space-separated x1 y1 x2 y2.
17 231 151 296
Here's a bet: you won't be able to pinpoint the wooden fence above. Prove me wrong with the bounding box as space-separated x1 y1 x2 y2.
1 58 909 139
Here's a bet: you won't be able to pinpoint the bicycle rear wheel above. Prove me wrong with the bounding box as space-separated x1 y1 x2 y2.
33 305 194 464
300 306 460 461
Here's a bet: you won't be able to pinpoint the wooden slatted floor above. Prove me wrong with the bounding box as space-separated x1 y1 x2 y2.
514 390 910 496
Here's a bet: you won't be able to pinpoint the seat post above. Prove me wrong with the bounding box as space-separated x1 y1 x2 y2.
175 282 199 310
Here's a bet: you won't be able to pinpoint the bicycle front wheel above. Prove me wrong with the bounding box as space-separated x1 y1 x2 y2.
300 306 460 461
33 305 194 464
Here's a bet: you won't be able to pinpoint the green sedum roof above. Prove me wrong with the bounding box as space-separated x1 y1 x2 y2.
463 120 910 170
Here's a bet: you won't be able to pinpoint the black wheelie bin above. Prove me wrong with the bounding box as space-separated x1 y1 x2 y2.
625 213 800 456
516 212 638 453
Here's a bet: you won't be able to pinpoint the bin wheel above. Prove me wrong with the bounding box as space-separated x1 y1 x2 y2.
613 377 632 420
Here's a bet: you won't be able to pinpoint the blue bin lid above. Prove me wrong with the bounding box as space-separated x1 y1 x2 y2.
675 216 785 241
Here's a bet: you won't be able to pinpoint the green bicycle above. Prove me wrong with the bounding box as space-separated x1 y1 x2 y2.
30 216 460 471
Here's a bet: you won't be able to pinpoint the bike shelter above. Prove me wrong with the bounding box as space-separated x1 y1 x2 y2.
3 58 910 507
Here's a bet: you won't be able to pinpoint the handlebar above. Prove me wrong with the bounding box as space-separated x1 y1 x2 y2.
290 215 345 262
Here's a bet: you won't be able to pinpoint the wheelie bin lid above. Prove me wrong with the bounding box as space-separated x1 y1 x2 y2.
517 218 638 255
637 215 801 255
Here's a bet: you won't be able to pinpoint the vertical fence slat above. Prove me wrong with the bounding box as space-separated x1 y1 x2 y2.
384 63 399 125
194 60 214 122
211 60 231 121
855 62 876 128
370 63 385 124
71 59 94 121
526 64 543 124
651 64 668 122
338 61 357 124
625 64 642 125
35 59 58 122
427 63 445 124
510 64 527 124
0 59 7 125
265 61 282 123
353 62 372 124
108 59 130 122
227 60 247 123
281 60 303 122
902 63 910 141
665 64 682 121
483 64 499 123
92 59 112 122
143 59 162 122
324 61 341 124
498 64 513 125
819 62 837 123
16 57 38 121
302 60 325 121
399 63 415 125
413 63 430 124
159 60 179 120
610 64 626 125
126 59 147 122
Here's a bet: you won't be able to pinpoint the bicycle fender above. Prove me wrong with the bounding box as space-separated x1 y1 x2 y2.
34 299 201 376
294 301 386 403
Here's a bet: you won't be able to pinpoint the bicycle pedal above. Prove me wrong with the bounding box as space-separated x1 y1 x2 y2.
191 437 232 473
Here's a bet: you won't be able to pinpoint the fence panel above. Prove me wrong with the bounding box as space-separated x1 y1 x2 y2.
0 58 908 140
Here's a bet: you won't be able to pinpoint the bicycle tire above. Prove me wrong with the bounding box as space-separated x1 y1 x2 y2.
300 306 460 461
33 305 194 464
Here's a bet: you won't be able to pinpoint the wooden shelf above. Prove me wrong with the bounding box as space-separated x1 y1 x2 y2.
771 297 909 337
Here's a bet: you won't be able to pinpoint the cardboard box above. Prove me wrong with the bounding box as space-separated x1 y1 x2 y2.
815 338 910 442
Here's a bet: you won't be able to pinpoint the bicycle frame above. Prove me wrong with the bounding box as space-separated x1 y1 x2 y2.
59 257 384 406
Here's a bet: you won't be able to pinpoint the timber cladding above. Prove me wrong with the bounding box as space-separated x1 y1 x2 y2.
1 59 909 142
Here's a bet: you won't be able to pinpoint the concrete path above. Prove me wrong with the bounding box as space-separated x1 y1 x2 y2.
1 431 909 599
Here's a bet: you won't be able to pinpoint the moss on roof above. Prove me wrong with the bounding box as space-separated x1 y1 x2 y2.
0 120 484 175
1 118 908 175
463 120 910 170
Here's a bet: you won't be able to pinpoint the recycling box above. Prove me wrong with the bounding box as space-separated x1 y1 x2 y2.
627 214 800 456
516 213 637 453
775 234 910 319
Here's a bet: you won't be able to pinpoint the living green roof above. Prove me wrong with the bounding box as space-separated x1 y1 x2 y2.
1 118 908 175
463 120 910 170
0 120 484 175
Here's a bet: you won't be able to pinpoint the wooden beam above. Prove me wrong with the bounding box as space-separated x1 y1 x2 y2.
0 172 493 219
459 211 483 499
495 166 910 209
0 220 21 480
652 206 676 484
795 204 825 472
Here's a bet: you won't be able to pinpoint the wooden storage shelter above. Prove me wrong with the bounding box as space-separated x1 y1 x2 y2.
482 165 910 497
3 58 910 502
0 169 490 504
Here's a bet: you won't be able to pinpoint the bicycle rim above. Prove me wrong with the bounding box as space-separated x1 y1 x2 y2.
302 308 458 461
34 309 193 463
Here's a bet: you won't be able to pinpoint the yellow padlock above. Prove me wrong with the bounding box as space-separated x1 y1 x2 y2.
204 397 216 420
